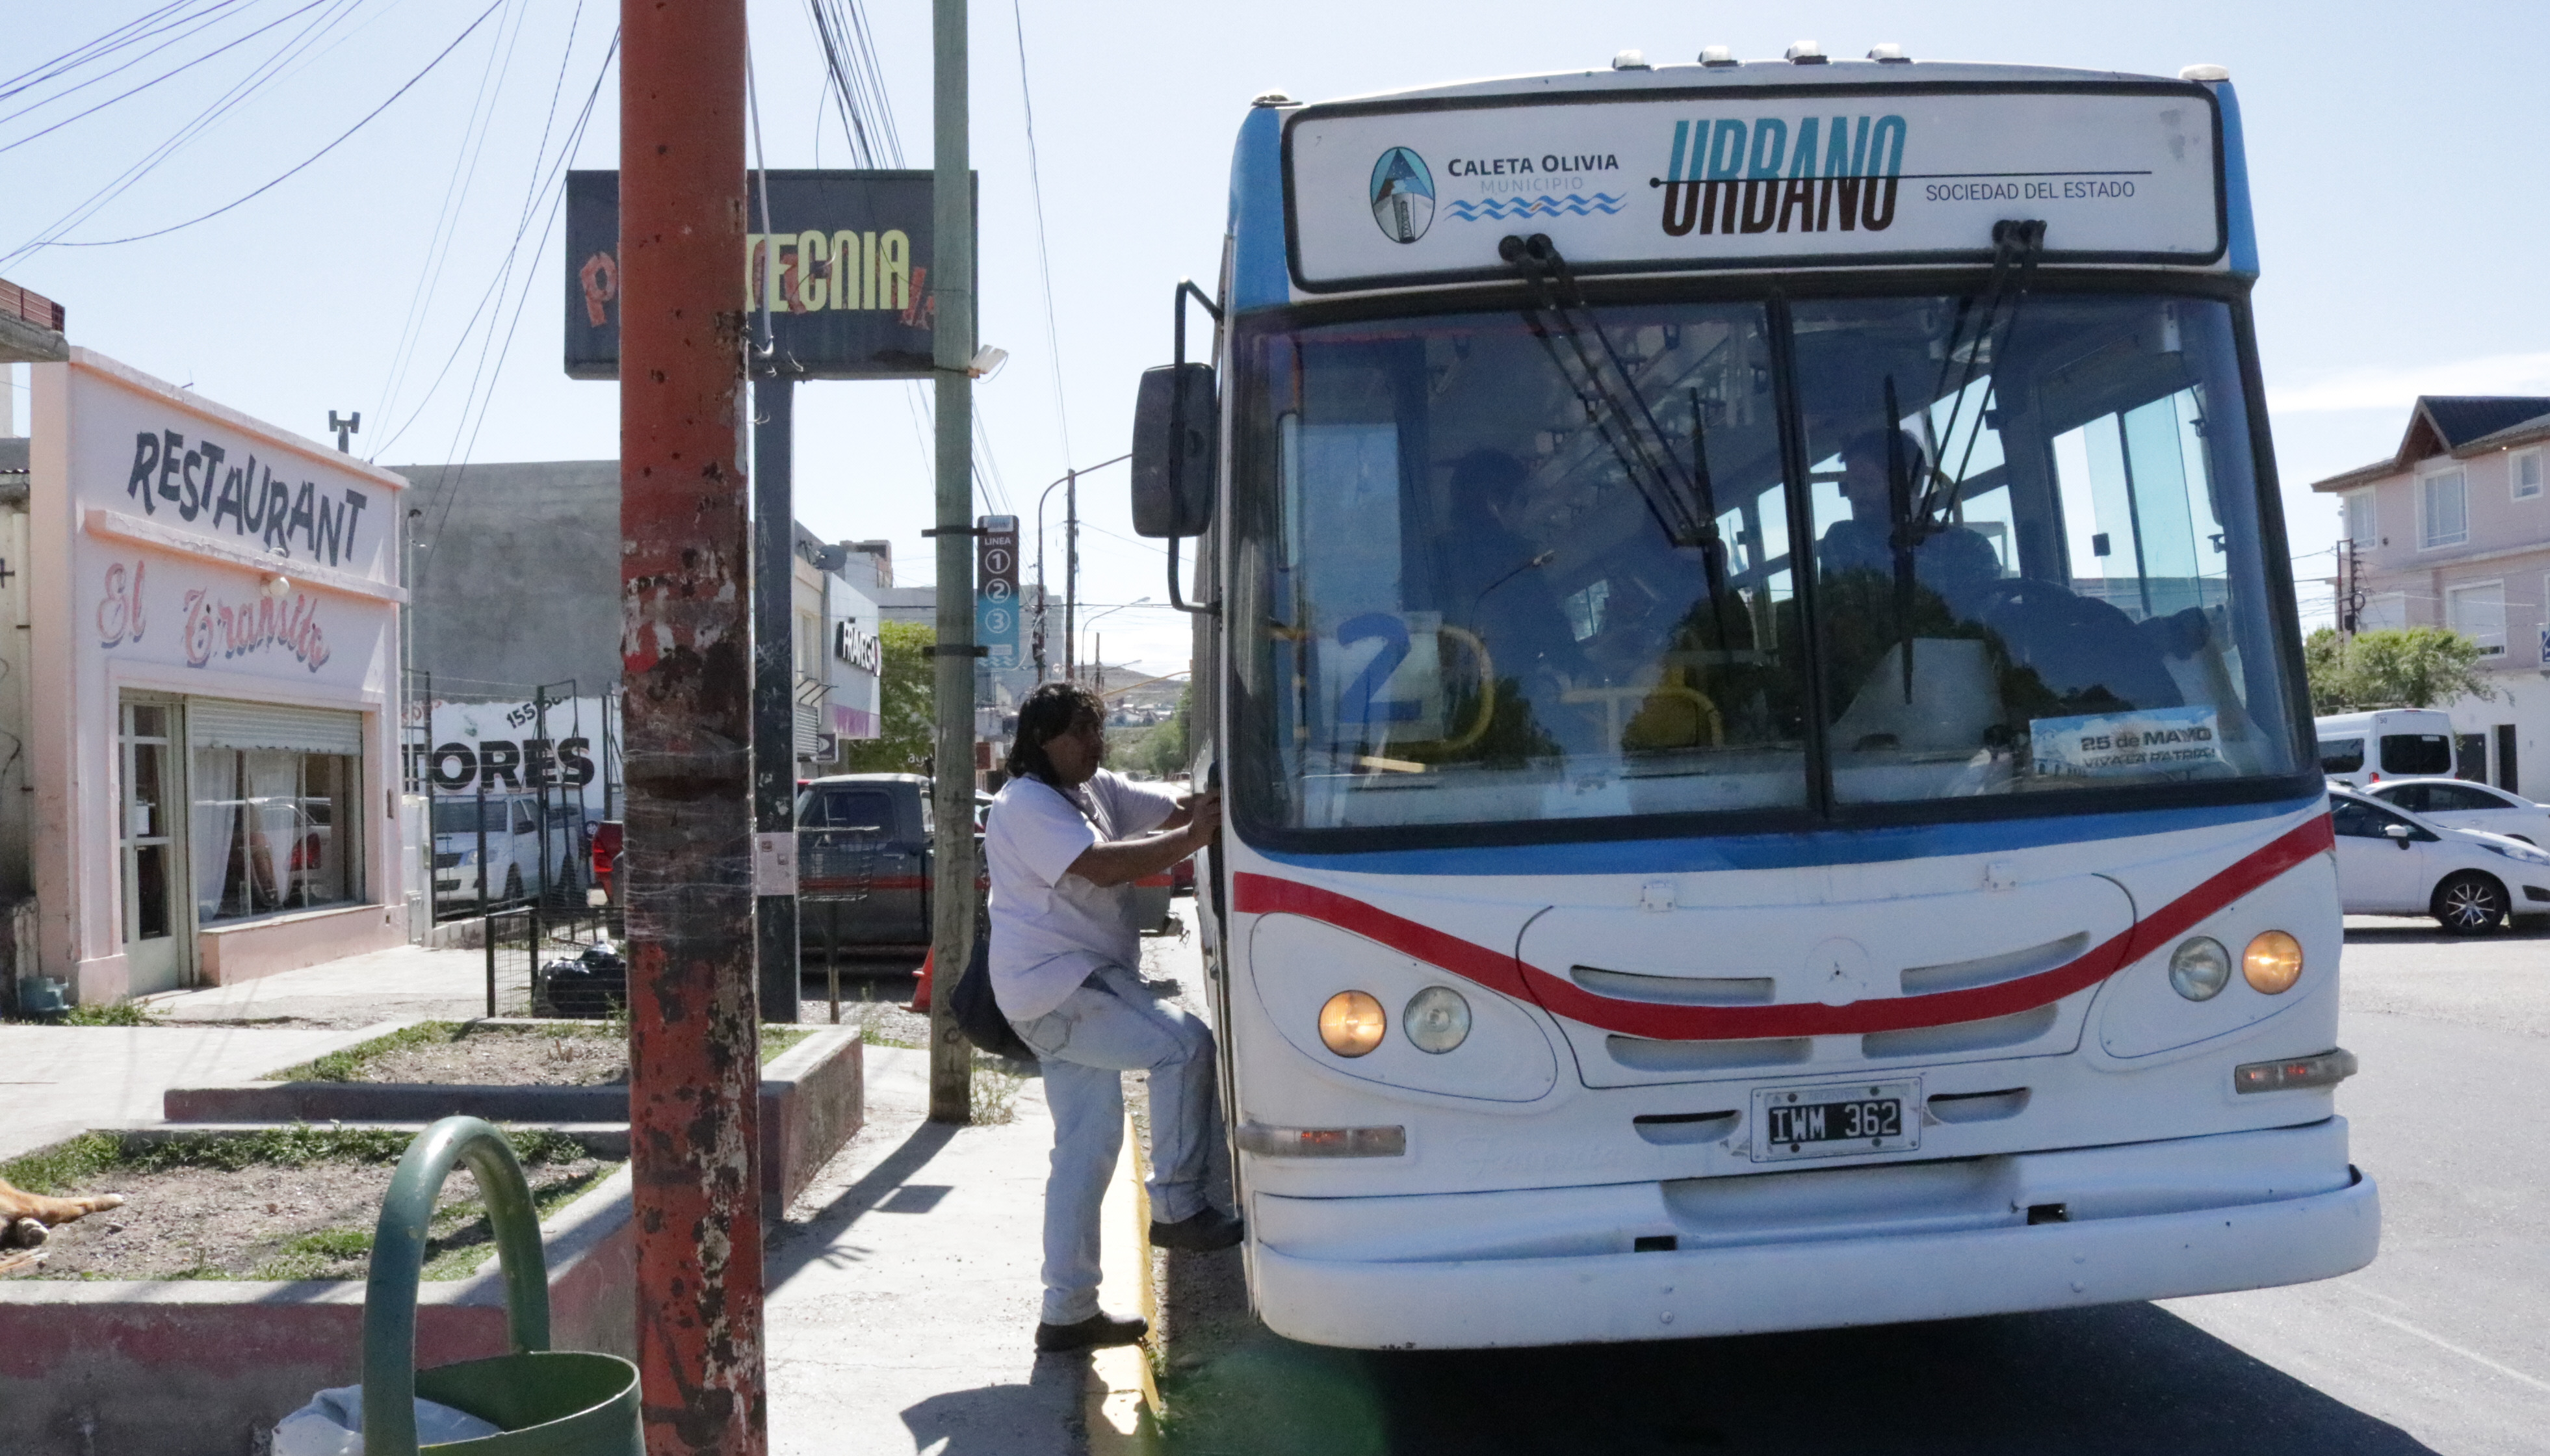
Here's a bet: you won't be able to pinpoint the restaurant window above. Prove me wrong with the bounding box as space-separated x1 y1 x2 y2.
187 700 365 924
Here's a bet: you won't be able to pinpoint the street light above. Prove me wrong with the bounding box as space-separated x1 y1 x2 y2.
1080 597 1151 694
1033 454 1132 683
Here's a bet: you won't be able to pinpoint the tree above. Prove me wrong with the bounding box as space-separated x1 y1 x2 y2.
1103 685 1193 778
2304 626 2494 713
835 621 936 773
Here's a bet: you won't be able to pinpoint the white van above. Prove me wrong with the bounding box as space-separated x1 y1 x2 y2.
2315 708 2458 788
430 793 583 908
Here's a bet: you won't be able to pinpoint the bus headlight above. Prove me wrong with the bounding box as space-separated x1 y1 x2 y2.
1318 991 1386 1057
2167 936 2231 1001
1402 986 1472 1054
2242 931 2303 994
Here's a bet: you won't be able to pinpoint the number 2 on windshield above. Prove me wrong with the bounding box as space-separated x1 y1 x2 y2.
1335 612 1418 723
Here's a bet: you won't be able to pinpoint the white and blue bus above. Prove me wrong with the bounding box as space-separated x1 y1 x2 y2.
1128 47 2375 1349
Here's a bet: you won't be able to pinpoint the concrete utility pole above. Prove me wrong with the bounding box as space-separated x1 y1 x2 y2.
619 1 766 1450
926 0 976 1124
753 374 800 1023
1032 454 1126 686
1064 470 1079 681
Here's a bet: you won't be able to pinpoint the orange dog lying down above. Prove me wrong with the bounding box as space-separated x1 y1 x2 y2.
0 1176 124 1229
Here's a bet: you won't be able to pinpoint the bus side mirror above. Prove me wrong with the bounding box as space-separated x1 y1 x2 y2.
1131 362 1217 538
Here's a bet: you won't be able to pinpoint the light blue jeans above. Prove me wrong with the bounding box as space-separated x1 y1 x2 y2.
1010 960 1221 1325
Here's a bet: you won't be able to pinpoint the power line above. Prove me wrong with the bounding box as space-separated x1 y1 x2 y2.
4 1 506 266
803 0 1012 522
0 0 332 155
49 0 497 248
1011 0 1071 465
373 23 614 461
0 1 244 104
372 0 547 445
413 30 616 560
1 0 374 269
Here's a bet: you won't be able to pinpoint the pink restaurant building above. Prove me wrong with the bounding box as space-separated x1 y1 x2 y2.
7 350 409 1006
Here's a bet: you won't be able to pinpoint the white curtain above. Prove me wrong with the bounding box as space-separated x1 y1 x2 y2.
190 748 242 922
191 745 360 922
245 749 300 911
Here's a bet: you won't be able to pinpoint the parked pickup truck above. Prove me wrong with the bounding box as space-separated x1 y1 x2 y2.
796 773 941 954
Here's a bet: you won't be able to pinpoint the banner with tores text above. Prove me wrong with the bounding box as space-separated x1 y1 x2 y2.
1286 84 2223 291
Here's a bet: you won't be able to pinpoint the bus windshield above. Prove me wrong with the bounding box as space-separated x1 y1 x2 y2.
1231 289 2306 838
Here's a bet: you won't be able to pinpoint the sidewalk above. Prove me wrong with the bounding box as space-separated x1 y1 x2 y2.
766 928 1205 1455
0 1022 366 1162
764 1046 1088 1455
140 942 501 1027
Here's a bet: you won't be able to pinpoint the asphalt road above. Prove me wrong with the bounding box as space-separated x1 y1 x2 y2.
1158 916 2550 1455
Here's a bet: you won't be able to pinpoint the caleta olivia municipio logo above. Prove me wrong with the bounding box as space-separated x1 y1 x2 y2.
1370 147 1435 243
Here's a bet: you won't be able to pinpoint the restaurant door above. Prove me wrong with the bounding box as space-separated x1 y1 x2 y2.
118 696 192 994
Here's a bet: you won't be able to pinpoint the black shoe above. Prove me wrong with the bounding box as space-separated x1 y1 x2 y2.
1149 1207 1245 1252
1035 1310 1149 1353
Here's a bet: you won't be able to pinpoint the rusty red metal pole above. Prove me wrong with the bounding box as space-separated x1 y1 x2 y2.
618 2 765 1453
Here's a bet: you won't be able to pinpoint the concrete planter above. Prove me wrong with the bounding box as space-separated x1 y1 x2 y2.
0 1155 635 1456
164 1024 865 1213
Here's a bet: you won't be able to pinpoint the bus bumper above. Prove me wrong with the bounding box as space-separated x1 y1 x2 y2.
1247 1121 2379 1349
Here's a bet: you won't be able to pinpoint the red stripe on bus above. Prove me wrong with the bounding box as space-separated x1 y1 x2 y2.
1230 814 2332 1041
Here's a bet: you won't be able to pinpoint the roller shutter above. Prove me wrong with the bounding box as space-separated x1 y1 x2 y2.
187 698 365 755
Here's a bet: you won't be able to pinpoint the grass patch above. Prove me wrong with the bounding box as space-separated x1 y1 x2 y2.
1 1124 592 1196
267 1021 459 1082
246 1159 621 1282
417 1162 621 1279
0 1132 122 1195
46 1000 163 1027
970 1054 1027 1126
266 1019 803 1082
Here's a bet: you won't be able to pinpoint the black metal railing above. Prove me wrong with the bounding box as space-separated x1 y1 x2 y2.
482 907 538 1017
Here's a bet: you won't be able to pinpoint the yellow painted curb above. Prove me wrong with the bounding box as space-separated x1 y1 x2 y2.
1088 1110 1162 1451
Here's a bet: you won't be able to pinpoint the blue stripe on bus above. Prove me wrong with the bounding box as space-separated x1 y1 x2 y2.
1246 796 2322 877
2211 80 2259 278
1229 105 1290 311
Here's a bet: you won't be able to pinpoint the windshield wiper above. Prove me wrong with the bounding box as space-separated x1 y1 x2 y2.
1499 233 1719 549
1498 232 1736 653
1880 219 2046 704
1908 219 2045 543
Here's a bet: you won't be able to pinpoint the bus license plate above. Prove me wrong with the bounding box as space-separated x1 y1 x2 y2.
1750 1080 1921 1163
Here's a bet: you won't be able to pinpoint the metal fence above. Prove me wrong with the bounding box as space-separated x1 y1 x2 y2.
483 907 538 1018
484 903 627 1019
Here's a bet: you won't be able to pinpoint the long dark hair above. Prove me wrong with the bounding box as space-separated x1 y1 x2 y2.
1006 681 1106 783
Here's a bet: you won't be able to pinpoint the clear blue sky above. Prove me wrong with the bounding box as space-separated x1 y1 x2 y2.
8 0 2547 674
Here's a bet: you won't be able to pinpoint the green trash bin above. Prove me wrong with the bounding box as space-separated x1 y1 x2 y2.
361 1116 642 1455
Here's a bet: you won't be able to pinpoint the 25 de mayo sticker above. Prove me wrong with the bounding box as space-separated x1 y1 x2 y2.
2031 705 2223 779
1287 87 2220 288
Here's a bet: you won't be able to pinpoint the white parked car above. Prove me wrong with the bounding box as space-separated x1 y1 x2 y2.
2329 788 2550 933
2362 777 2550 847
430 792 584 908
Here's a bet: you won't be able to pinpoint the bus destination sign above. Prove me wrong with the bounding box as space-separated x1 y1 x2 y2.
1286 86 2223 291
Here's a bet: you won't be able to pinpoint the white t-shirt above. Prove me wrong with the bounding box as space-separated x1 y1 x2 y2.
985 768 1182 1020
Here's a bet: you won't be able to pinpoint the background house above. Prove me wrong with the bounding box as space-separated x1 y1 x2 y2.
2313 395 2550 794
